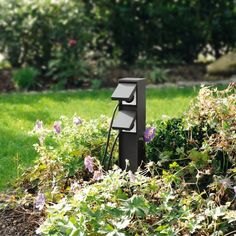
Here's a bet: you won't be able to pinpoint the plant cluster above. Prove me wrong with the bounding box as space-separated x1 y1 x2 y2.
1 85 235 235
37 86 235 235
37 164 236 235
0 0 92 89
148 84 235 175
17 115 117 202
88 0 236 64
186 84 236 167
13 66 39 90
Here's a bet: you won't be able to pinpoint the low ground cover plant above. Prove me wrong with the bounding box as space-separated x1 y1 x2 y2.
0 85 235 235
13 66 39 90
37 165 236 235
17 115 117 202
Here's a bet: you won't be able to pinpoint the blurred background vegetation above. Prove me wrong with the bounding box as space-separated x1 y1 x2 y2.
0 0 235 90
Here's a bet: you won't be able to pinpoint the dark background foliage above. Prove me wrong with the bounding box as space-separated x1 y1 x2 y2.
0 0 235 89
87 0 236 64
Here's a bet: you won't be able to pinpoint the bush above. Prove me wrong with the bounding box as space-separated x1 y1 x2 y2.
1 0 235 83
185 84 236 172
13 66 39 90
0 0 92 87
148 67 168 84
37 165 236 235
36 85 236 234
16 85 235 200
2 85 235 235
147 85 235 192
18 115 117 201
88 0 236 65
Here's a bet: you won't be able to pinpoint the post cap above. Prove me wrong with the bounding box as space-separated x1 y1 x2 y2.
111 83 136 102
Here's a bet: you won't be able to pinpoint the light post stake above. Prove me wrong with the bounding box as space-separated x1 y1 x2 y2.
111 78 146 171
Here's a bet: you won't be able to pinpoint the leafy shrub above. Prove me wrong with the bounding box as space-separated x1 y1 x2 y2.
47 39 92 89
35 85 236 234
87 0 236 65
0 0 92 87
147 118 192 164
185 84 236 157
1 0 234 78
186 84 236 172
147 85 236 192
37 165 236 235
18 115 117 201
13 66 39 90
149 67 167 84
1 85 234 235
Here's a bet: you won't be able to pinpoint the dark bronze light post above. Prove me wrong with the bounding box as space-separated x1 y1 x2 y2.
111 78 146 171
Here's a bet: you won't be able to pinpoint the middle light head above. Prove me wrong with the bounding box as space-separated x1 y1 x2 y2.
112 110 136 131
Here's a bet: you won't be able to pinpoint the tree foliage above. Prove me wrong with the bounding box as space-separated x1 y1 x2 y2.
0 0 235 86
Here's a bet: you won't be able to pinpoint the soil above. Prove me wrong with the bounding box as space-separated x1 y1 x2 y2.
0 205 44 236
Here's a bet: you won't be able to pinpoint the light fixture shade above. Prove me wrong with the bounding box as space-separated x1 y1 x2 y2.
111 83 136 102
112 110 136 130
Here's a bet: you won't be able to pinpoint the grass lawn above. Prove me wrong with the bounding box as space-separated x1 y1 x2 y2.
0 87 198 190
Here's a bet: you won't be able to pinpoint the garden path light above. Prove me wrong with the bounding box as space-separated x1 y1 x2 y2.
110 78 146 171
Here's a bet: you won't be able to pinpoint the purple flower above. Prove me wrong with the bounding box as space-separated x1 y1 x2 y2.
35 193 45 211
73 116 82 126
84 156 94 173
93 170 103 181
144 127 156 143
34 120 43 131
53 121 61 134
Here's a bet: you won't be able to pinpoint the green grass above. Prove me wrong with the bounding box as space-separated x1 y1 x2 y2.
0 87 198 190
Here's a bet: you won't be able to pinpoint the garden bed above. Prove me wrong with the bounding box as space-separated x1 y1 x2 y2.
0 85 235 235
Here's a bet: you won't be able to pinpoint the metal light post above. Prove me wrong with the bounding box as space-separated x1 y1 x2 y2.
111 78 146 171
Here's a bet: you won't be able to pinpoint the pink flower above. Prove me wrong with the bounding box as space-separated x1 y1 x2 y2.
73 116 82 126
93 170 103 181
144 127 156 143
84 156 94 173
35 193 45 211
68 39 77 46
53 121 61 134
